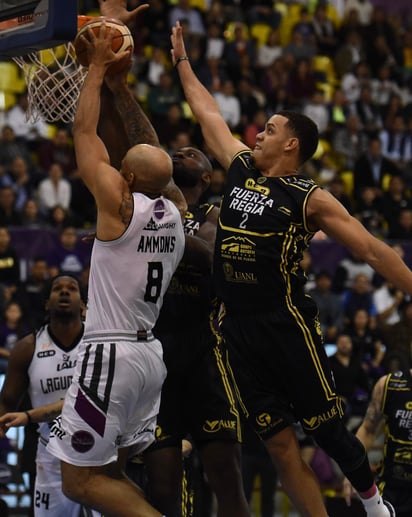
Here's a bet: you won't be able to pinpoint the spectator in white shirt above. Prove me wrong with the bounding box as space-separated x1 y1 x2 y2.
213 79 241 130
5 92 48 142
37 163 71 216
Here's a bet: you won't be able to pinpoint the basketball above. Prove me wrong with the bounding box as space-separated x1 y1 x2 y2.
74 16 134 75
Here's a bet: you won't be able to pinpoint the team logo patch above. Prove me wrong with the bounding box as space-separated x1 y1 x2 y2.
153 199 165 220
71 430 95 453
256 413 272 427
37 350 56 358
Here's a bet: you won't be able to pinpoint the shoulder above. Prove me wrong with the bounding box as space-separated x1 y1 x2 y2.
230 149 256 170
10 332 36 365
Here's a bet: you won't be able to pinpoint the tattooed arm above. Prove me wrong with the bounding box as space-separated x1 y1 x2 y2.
355 375 387 450
104 72 159 147
0 400 64 435
343 375 387 505
104 69 187 217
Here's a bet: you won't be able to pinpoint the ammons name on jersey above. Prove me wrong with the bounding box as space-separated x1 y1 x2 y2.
137 235 177 253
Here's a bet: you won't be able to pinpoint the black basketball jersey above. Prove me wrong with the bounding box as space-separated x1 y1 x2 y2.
378 370 412 488
214 150 319 313
155 203 215 332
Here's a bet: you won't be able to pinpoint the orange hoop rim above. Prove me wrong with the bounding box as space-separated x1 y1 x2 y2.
77 15 96 30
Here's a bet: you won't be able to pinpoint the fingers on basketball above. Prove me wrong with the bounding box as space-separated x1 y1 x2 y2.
74 16 134 75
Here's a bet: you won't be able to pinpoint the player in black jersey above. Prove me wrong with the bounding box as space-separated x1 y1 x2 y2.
344 370 412 517
169 20 412 517
143 147 249 517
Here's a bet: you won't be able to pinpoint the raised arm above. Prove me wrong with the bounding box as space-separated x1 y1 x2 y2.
73 23 138 241
308 188 412 295
104 72 159 148
103 60 186 219
170 21 247 170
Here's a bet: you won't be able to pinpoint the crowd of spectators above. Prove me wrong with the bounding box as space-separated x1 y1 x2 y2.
1 1 412 511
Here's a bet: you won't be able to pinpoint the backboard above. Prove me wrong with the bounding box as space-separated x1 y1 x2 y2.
0 0 78 57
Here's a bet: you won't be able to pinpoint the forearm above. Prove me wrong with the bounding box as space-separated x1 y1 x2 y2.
175 59 221 124
184 235 213 270
74 64 106 137
366 239 412 294
27 400 63 423
111 82 159 147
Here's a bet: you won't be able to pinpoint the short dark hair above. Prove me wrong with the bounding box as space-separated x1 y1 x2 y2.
43 274 87 304
277 110 319 165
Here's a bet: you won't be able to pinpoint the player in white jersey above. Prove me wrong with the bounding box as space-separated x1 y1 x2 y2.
45 21 186 517
0 274 98 517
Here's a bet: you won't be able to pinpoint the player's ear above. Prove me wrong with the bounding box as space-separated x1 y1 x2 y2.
285 137 298 151
201 171 211 186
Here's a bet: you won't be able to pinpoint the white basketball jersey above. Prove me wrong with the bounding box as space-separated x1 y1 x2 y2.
84 194 185 338
28 326 82 439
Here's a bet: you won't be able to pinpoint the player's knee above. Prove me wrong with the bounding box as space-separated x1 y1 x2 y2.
311 418 365 471
264 427 303 474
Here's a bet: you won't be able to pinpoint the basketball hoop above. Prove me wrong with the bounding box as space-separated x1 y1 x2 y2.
12 15 93 124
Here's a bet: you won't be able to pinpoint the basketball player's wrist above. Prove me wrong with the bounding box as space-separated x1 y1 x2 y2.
24 410 32 426
175 56 189 67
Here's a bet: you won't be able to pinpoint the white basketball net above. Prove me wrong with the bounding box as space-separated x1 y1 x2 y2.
13 42 87 124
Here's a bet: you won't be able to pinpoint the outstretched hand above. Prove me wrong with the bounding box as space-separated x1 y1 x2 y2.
98 0 149 26
170 21 188 66
0 412 28 437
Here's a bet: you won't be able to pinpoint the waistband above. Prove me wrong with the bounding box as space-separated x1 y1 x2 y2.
83 329 155 343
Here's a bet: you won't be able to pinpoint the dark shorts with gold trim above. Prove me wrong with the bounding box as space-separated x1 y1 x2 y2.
149 325 241 450
220 305 343 440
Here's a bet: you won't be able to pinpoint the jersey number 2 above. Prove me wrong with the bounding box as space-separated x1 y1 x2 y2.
144 262 163 303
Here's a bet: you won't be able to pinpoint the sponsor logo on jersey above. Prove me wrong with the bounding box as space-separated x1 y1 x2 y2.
302 406 339 430
56 354 76 371
71 430 95 453
221 236 256 262
49 416 66 440
137 235 176 253
37 350 56 358
228 185 273 215
203 419 237 432
223 263 257 284
184 218 200 235
245 178 270 196
143 217 177 231
154 199 165 220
